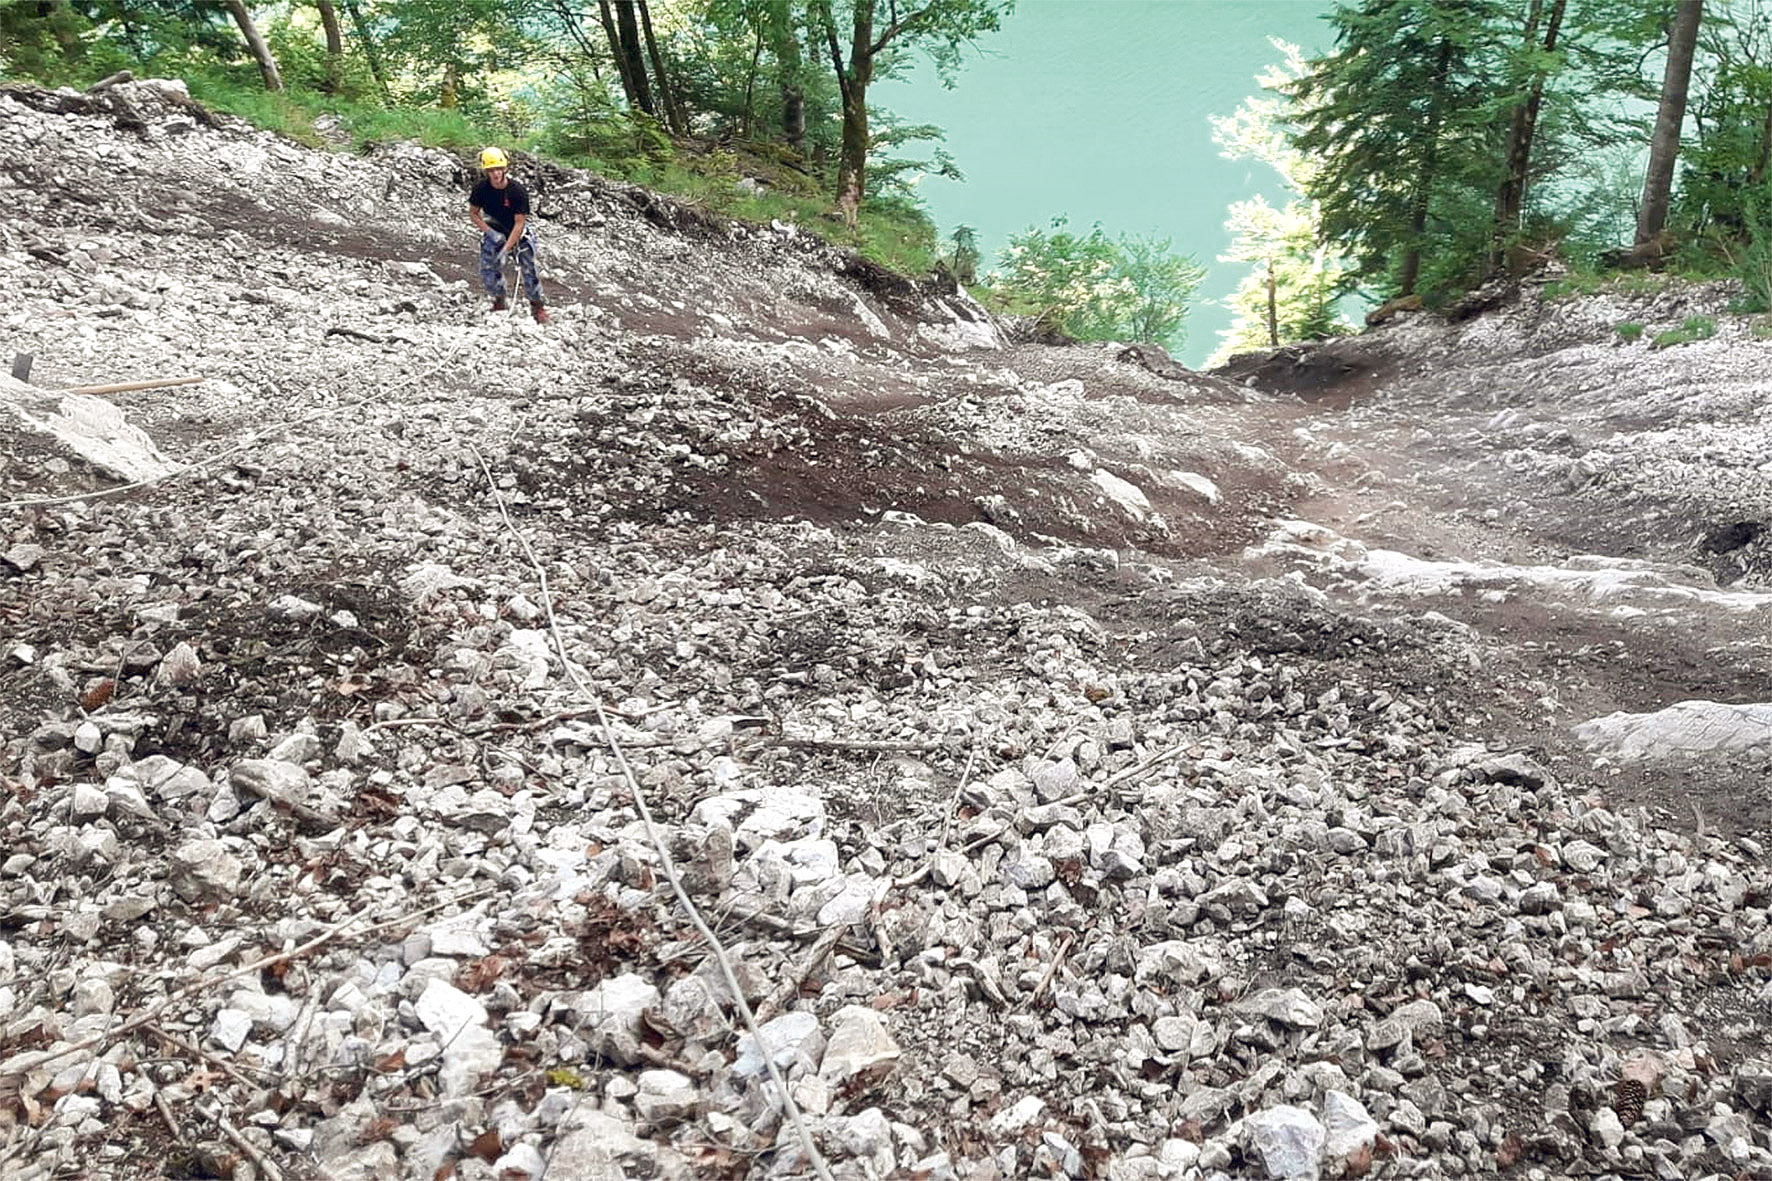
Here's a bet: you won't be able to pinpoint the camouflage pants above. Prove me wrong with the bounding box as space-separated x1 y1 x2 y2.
479 228 543 304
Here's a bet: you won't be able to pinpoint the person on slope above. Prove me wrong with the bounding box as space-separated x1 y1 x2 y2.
469 146 549 324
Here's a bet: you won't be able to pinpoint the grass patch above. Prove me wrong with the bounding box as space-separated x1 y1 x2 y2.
1751 317 1772 341
1544 270 1669 301
1614 321 1644 343
1650 315 1718 349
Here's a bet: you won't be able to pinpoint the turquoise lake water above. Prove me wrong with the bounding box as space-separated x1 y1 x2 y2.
876 0 1335 367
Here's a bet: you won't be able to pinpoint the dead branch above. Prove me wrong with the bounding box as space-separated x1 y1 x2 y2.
60 376 205 396
202 1101 285 1181
755 924 846 1024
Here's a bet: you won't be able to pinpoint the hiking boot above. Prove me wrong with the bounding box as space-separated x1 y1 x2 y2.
531 302 550 325
491 294 508 312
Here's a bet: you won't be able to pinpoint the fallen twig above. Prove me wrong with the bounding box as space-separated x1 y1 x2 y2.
324 326 389 344
1025 933 1076 1009
231 774 343 830
147 1023 265 1093
202 1101 284 1181
756 925 846 1024
61 376 204 396
1049 742 1195 810
894 741 980 889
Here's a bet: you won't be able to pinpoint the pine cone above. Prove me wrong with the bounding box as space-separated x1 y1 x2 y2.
1615 1077 1648 1128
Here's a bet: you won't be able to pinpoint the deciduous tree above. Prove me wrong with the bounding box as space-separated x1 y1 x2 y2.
1637 0 1704 246
809 0 1010 225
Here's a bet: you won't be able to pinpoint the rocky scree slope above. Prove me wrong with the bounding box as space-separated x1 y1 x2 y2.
2 78 1772 1181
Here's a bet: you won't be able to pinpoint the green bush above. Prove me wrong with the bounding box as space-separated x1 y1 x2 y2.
1650 315 1717 349
1614 322 1644 342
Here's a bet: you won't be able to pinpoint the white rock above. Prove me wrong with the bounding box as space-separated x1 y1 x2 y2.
989 1095 1045 1135
1245 1105 1326 1179
169 839 244 902
209 1008 253 1054
735 1010 822 1078
414 979 502 1096
568 973 660 1065
1321 1090 1378 1157
818 1005 900 1084
1235 988 1324 1028
230 758 312 805
634 1069 698 1124
70 783 109 820
490 1143 547 1179
1091 468 1152 520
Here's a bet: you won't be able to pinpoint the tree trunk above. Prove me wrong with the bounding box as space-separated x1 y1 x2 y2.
770 4 806 155
1749 91 1772 186
1401 37 1454 296
441 61 459 108
596 0 642 111
637 0 685 134
224 0 283 92
741 27 765 138
1265 257 1279 348
340 0 388 95
314 0 345 93
1635 0 1703 247
825 0 874 226
1493 0 1565 271
613 0 655 116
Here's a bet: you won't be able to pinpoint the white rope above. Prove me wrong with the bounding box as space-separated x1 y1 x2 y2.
467 444 835 1180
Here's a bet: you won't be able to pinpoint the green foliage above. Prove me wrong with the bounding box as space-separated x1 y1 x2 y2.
1753 316 1772 340
1210 41 1354 363
946 225 981 284
984 218 1204 349
1723 194 1772 314
1614 321 1644 342
1286 0 1513 300
1650 315 1718 348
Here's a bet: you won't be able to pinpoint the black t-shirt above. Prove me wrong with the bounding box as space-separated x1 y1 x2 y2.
470 177 531 236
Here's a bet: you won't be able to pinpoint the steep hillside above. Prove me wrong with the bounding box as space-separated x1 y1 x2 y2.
3 78 1772 1181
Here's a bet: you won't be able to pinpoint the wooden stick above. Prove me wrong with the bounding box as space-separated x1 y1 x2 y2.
231 773 343 830
202 1102 285 1181
755 925 846 1024
1025 933 1076 1009
147 1023 265 1093
894 742 981 889
154 1091 184 1142
1048 742 1195 810
60 376 205 396
776 737 945 753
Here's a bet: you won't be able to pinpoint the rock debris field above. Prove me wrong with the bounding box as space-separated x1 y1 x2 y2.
3 78 1772 1181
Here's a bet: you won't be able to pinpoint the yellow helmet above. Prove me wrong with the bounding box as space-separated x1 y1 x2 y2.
480 146 509 170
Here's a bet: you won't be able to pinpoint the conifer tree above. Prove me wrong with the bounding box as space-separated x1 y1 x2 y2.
1287 0 1509 300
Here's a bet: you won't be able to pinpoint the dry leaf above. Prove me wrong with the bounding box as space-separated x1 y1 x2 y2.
467 1126 504 1162
458 955 510 992
79 678 116 711
184 1066 222 1094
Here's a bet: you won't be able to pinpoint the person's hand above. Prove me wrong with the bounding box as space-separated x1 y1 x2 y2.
483 228 506 248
